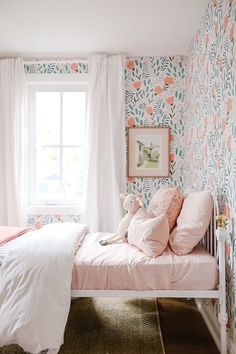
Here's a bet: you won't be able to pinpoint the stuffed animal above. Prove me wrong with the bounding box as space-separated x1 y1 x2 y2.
99 193 143 246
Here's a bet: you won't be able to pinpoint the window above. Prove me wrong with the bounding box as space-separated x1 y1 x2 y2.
28 83 87 206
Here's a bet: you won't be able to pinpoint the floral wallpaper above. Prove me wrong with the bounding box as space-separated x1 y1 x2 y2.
27 214 81 229
125 56 185 207
24 61 88 74
183 0 236 340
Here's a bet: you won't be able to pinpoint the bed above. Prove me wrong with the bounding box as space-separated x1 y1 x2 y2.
70 191 228 354
0 192 228 354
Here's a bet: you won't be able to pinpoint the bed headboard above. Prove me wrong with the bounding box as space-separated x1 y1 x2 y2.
201 191 219 258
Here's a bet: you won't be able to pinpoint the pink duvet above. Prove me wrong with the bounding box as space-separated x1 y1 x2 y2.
0 226 32 246
72 232 218 291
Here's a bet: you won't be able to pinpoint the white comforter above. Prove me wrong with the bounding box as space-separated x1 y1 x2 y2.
0 222 88 354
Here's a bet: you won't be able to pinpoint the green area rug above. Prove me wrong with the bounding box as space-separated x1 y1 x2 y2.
0 297 165 354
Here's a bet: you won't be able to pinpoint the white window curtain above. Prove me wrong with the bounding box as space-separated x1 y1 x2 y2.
84 54 126 232
0 58 26 226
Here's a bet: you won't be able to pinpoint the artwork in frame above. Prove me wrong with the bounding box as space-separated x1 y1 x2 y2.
128 127 169 177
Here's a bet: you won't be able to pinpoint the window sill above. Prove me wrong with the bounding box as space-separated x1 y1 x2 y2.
27 205 82 215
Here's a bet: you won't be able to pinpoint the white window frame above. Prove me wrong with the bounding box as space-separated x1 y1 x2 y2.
27 74 88 214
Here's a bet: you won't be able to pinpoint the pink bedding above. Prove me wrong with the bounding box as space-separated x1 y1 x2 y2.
0 226 32 246
72 232 218 291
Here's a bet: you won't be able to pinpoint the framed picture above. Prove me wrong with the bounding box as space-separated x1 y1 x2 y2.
128 127 169 177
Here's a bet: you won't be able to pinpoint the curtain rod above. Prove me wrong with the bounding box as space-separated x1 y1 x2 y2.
23 58 88 64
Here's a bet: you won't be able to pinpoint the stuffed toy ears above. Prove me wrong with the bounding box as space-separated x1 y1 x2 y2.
120 193 129 199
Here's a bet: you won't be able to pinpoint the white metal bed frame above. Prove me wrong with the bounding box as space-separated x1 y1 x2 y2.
71 192 228 354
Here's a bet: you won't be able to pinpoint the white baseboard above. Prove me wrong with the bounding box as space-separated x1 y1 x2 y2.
195 299 235 354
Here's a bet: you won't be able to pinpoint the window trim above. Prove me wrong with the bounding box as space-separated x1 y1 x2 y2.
27 79 88 208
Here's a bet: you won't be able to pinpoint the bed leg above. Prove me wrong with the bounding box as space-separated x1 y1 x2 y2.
219 312 228 354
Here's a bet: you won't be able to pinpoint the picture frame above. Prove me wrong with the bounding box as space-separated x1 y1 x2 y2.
128 127 169 177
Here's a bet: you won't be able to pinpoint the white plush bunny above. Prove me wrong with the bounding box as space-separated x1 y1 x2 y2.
99 193 143 246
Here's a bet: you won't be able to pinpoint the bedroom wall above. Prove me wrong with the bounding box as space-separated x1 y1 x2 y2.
26 56 185 225
125 56 185 206
183 0 236 341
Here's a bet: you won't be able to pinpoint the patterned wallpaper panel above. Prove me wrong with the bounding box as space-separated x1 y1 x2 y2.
27 214 81 229
24 61 88 74
183 0 236 339
125 56 185 207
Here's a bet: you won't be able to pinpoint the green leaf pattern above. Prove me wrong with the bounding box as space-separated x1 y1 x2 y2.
24 61 88 74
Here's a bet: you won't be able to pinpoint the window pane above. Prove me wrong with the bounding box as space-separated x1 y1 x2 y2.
62 92 86 145
63 147 84 200
36 92 60 145
36 147 61 200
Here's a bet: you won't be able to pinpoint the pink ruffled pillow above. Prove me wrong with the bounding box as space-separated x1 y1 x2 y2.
169 190 213 255
127 209 169 257
147 186 183 232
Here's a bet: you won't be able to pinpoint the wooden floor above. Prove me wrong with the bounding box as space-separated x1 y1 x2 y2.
157 298 219 354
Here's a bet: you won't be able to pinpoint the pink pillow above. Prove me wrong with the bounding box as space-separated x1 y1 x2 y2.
147 186 183 231
127 209 169 257
169 190 213 255
0 226 32 246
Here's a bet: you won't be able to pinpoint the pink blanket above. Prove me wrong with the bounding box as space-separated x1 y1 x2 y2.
0 226 32 246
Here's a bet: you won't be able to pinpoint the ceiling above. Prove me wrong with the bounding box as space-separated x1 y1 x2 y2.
0 0 209 59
